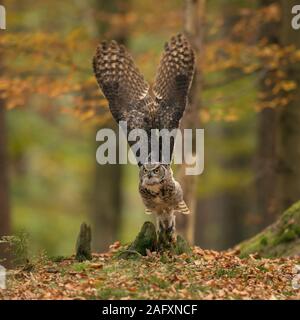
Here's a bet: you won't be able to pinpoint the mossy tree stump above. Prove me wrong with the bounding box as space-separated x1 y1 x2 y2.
75 223 92 261
118 221 191 259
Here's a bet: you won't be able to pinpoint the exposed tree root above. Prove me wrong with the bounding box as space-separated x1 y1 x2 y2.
236 201 300 258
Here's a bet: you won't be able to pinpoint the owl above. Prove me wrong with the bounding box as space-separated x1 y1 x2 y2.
93 34 195 239
139 163 190 239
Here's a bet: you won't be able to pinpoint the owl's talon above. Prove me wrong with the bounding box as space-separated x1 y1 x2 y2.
166 223 175 234
159 221 164 233
168 216 176 233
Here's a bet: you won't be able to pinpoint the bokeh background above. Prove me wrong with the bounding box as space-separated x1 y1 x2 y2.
1 0 300 259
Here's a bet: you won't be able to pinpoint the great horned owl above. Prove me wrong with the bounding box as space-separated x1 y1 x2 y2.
139 163 190 237
93 34 195 239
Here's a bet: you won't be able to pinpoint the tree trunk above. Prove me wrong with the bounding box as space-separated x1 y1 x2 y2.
241 0 300 257
176 0 205 245
92 152 122 252
217 3 254 248
91 0 127 252
0 4 10 261
0 73 11 266
255 0 281 228
277 0 300 212
256 108 279 224
255 0 300 227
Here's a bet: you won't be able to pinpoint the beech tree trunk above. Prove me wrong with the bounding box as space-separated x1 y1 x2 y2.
0 61 11 265
0 104 10 238
91 0 127 252
255 0 281 228
277 0 300 212
176 0 205 245
0 4 10 261
255 0 300 229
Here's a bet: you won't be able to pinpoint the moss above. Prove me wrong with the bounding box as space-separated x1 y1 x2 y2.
160 253 169 264
260 237 268 246
116 249 142 260
294 225 300 235
274 229 298 245
238 230 273 258
97 287 130 299
257 265 268 273
149 275 169 289
237 201 300 258
49 255 66 263
215 266 243 278
281 201 300 222
118 221 191 259
128 221 157 255
72 262 89 272
188 284 210 296
173 235 191 255
282 291 294 297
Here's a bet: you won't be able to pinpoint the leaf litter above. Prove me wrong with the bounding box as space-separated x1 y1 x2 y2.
0 243 299 300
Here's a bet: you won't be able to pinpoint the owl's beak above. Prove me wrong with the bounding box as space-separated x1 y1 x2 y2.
148 172 153 178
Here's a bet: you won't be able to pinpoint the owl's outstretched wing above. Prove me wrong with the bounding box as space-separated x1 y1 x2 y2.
93 40 155 164
153 34 195 161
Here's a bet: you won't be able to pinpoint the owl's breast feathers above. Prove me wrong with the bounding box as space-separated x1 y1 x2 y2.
139 178 188 215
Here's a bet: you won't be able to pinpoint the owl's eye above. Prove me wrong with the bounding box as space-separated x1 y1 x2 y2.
143 168 147 174
154 168 159 174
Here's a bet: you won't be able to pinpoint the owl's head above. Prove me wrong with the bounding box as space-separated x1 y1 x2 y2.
139 163 172 186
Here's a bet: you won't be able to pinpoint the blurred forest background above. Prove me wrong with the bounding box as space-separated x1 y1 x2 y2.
1 0 300 261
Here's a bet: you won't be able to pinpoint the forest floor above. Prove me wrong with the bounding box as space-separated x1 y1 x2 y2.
1 242 300 300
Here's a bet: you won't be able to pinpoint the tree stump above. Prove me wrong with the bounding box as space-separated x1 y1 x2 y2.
118 221 191 259
128 221 157 255
75 223 92 261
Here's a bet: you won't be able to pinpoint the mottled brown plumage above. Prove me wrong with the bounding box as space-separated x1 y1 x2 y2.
153 34 195 132
93 34 195 237
138 163 190 237
93 34 195 163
